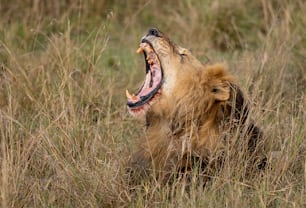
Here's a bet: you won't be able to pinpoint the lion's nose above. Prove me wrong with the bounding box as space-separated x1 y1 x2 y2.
148 28 160 37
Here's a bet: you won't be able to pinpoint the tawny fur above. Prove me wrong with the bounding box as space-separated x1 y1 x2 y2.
128 29 265 182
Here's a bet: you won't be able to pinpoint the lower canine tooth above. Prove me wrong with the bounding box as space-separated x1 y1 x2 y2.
126 89 132 99
126 89 138 101
126 89 135 100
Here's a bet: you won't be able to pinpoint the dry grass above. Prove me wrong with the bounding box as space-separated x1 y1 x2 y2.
0 0 305 207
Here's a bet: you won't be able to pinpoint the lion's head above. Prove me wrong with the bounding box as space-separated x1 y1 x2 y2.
126 28 237 122
126 28 205 117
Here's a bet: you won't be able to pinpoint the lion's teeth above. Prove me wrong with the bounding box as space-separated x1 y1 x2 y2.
126 89 138 101
126 89 132 99
146 56 154 65
136 47 143 53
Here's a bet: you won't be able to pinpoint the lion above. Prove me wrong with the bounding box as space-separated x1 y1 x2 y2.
126 28 266 183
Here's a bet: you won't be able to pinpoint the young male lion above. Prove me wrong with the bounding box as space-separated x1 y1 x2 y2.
126 28 265 182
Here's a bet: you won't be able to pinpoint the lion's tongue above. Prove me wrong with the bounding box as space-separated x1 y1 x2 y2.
126 65 162 104
137 72 152 96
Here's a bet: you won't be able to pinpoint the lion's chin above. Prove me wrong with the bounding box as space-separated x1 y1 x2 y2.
127 93 160 118
127 104 150 118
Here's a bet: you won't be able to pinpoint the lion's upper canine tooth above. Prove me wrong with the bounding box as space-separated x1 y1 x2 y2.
136 47 143 54
138 42 153 54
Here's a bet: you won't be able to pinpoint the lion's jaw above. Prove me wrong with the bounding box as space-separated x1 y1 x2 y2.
126 30 174 118
126 28 203 118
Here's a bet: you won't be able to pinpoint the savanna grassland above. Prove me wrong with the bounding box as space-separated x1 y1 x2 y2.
0 0 305 207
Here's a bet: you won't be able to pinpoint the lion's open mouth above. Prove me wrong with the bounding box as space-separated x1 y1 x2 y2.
126 40 163 115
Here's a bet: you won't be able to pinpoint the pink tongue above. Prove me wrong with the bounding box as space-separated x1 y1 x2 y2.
137 64 162 97
137 73 152 96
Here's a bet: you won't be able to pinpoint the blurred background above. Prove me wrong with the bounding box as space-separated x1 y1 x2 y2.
0 0 305 207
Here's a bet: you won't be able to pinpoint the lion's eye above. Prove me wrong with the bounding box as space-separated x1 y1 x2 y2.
211 88 218 93
180 53 187 62
179 53 186 63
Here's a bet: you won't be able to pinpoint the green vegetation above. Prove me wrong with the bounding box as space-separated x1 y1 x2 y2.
0 0 305 207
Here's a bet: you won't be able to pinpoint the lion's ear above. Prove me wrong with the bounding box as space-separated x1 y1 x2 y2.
211 83 230 101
